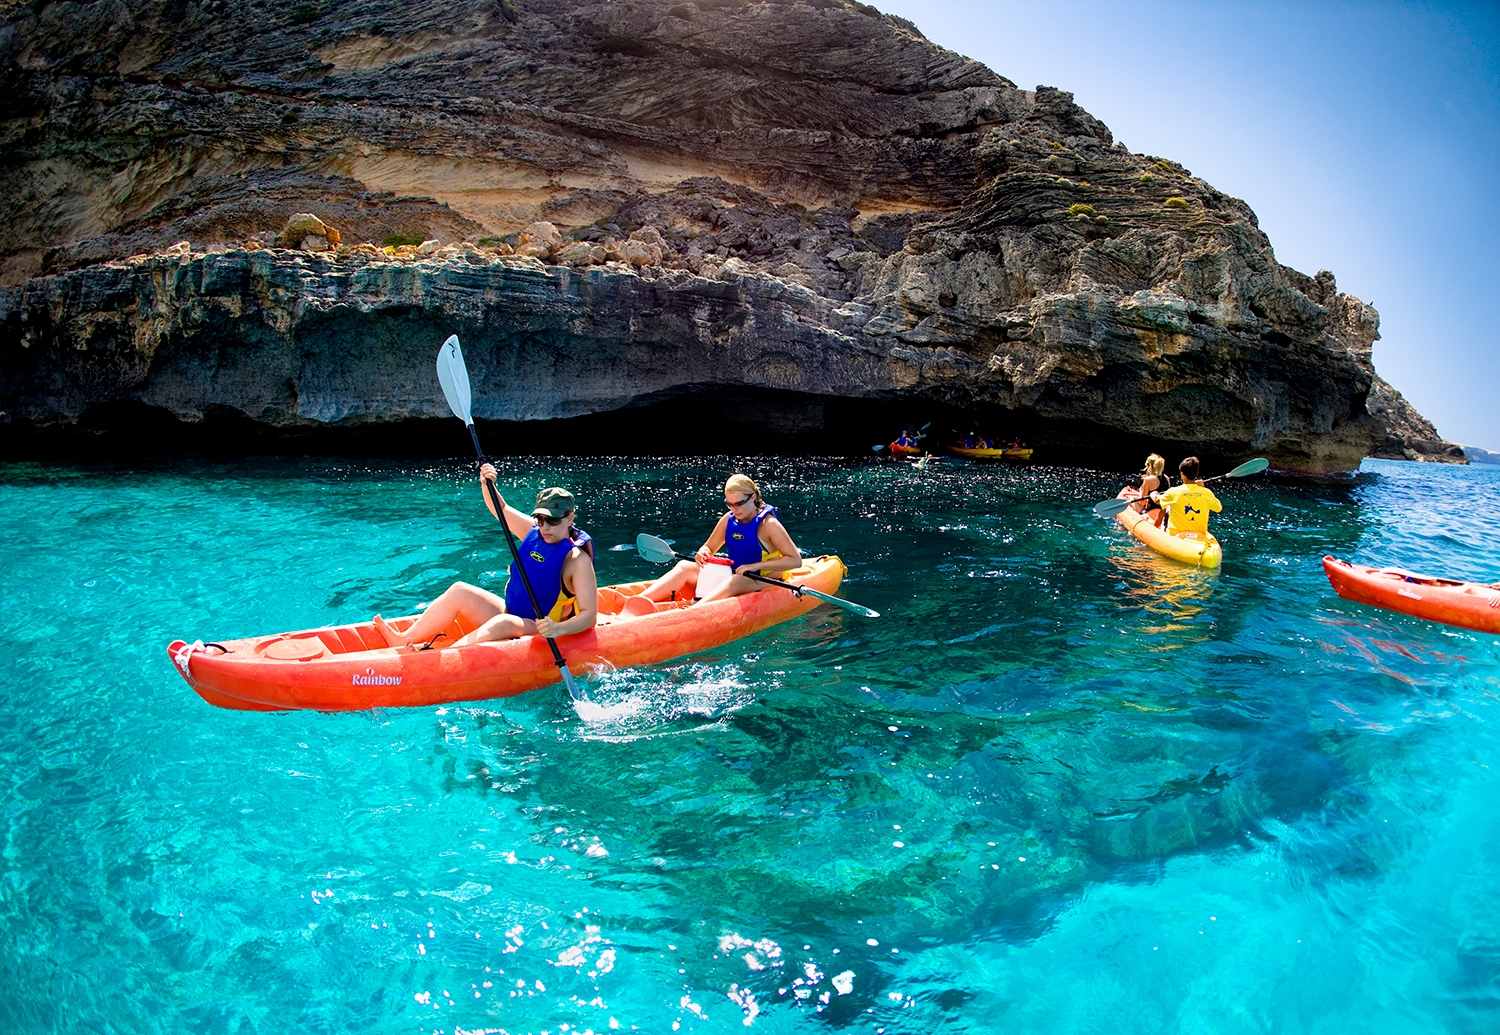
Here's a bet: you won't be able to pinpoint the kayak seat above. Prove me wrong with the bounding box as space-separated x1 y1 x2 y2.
596 587 629 616
622 595 659 618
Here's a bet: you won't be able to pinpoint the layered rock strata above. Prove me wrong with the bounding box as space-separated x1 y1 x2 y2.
0 0 1443 470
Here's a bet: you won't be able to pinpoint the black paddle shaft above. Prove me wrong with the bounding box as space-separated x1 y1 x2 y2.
466 425 570 671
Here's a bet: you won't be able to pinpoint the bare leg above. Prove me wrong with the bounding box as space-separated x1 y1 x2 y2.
639 560 698 601
457 612 534 645
384 581 506 647
698 572 776 603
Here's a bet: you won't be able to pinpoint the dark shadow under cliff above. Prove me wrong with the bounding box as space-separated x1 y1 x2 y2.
1 387 1275 476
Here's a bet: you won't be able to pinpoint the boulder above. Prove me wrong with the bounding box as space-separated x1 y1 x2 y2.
279 213 331 249
554 241 596 266
621 238 662 267
516 221 563 259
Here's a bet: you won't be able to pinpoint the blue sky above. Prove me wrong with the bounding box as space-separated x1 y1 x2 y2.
873 0 1499 450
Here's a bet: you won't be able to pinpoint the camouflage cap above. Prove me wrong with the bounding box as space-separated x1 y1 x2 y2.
532 486 576 518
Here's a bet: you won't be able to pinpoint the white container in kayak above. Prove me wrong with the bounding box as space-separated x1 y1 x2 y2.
696 556 734 597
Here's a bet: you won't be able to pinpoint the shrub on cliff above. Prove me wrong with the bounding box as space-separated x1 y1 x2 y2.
1164 197 1189 209
1068 203 1096 217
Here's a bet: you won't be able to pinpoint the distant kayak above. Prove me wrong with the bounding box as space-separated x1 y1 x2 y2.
945 445 1033 460
169 555 847 711
888 442 923 456
1112 489 1222 568
1322 556 1500 634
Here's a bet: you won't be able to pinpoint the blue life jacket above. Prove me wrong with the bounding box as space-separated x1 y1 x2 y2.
725 504 780 570
503 526 595 621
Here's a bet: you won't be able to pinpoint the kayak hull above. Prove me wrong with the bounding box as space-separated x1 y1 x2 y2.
1322 556 1500 634
946 446 1032 460
888 442 923 456
1113 489 1222 568
169 556 847 711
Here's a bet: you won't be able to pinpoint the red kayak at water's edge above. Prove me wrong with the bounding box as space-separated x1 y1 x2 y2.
169 555 847 711
1322 556 1500 634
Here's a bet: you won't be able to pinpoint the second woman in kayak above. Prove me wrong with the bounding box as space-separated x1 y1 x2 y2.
375 463 598 649
640 474 802 604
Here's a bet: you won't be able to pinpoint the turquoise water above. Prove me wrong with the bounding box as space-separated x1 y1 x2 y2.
2 455 1498 1034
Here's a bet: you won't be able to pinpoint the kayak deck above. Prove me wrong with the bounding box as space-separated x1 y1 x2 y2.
169 555 847 711
1112 489 1222 568
1323 556 1500 634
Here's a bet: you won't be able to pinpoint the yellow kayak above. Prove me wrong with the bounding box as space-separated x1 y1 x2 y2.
946 445 1033 460
1112 489 1222 568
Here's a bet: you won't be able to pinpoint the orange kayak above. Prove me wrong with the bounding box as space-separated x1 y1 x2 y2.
888 442 922 456
1322 556 1500 634
168 555 847 711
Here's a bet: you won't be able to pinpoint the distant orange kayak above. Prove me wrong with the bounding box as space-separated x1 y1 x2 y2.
888 442 922 456
1322 556 1500 634
169 555 847 711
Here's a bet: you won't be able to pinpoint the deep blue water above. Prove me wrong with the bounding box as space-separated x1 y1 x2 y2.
2 455 1498 1034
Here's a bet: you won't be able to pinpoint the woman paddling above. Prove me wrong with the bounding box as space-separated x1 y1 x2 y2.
375 464 598 649
638 474 802 604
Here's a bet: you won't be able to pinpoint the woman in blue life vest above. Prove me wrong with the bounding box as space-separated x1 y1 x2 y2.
638 473 802 604
374 463 598 649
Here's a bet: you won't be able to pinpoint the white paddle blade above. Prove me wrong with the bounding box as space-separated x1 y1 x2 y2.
435 334 473 423
1227 457 1269 477
635 533 677 565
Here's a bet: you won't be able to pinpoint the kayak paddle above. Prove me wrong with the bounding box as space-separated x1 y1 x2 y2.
635 533 880 618
1092 457 1269 518
436 334 585 702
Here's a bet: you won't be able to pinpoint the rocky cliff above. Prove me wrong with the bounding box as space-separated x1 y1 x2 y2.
1366 376 1467 464
0 0 1442 470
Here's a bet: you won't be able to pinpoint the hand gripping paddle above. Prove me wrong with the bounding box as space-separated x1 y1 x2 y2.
436 335 585 701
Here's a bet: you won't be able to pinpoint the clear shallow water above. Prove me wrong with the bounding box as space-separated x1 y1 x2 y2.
2 455 1498 1034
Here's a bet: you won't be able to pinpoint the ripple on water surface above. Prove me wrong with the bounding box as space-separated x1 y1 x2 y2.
1 456 1498 1033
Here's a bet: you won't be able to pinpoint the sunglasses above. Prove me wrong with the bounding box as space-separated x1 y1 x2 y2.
725 495 753 508
537 513 570 527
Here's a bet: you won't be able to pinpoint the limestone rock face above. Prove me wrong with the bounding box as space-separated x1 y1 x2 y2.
0 0 1444 470
1366 376 1467 464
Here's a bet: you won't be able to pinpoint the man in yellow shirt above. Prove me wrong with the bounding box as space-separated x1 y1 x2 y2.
1153 456 1221 536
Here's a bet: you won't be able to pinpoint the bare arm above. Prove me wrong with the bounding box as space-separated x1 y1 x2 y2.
694 514 731 564
479 463 539 540
535 550 598 638
735 516 802 575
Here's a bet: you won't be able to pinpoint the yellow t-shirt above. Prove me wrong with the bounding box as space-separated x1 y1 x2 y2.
1159 483 1222 535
